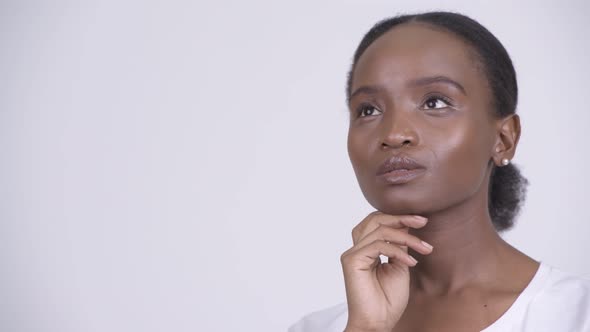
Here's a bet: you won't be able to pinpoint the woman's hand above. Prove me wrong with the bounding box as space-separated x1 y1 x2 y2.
340 211 433 332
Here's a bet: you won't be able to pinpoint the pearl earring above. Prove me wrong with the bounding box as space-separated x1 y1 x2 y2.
501 158 510 166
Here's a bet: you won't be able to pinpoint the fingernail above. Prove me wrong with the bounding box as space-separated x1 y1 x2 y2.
414 216 428 222
408 255 418 265
421 241 434 251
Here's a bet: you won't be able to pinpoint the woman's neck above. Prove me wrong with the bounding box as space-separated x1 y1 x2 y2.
407 188 526 295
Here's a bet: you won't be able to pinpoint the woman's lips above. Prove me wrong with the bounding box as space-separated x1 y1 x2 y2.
375 154 426 184
377 168 426 185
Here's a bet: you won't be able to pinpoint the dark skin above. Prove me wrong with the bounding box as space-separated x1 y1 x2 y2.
340 22 539 332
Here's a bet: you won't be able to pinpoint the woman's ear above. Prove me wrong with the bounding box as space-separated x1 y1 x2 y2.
492 114 521 166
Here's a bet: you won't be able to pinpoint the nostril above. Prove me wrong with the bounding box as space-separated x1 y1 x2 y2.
381 139 414 149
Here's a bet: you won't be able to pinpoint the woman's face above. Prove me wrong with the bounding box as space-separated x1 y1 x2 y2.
347 23 499 215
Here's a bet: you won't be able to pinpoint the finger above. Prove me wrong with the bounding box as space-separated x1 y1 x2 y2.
341 239 418 269
353 224 434 255
373 212 429 229
352 212 428 244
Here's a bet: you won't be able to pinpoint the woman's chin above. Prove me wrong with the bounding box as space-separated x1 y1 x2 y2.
370 200 428 216
363 189 433 216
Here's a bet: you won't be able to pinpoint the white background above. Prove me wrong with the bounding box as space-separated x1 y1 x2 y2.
2 0 589 331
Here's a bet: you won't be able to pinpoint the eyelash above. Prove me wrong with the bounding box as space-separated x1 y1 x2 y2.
354 95 454 118
422 94 454 110
355 103 381 118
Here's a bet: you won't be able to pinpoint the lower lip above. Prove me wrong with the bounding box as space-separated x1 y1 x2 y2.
378 168 426 185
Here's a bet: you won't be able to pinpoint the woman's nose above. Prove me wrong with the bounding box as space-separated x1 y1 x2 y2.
379 111 419 150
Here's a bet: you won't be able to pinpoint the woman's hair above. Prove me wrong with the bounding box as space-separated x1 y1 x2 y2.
346 11 528 232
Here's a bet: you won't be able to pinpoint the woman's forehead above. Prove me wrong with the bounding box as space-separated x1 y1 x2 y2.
352 23 483 93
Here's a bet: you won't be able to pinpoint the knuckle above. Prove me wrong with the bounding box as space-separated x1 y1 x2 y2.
372 239 386 247
340 251 350 263
351 226 360 239
367 211 381 223
378 224 397 237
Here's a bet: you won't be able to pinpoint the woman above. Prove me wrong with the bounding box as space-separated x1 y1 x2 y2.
290 11 590 332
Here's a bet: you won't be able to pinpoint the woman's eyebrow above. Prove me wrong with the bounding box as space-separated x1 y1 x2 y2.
348 85 385 102
349 76 466 103
407 75 467 95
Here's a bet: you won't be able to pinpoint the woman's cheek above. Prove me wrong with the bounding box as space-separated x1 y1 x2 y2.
431 125 490 197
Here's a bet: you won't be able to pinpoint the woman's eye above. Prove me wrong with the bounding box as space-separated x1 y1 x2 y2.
422 97 451 110
357 105 382 117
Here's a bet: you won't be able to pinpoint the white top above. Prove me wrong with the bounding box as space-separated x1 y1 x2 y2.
289 262 590 332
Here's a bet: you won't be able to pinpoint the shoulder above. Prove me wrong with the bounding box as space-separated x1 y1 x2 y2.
524 263 590 330
288 302 348 332
287 265 590 332
536 263 590 304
